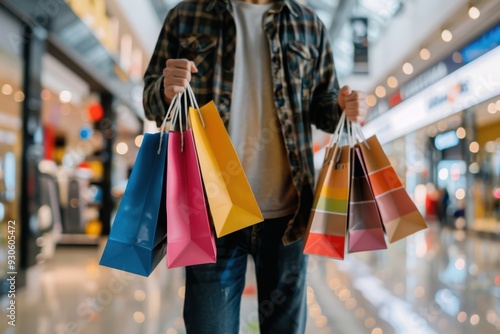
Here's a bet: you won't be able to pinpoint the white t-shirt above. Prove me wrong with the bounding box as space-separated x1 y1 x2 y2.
228 0 298 219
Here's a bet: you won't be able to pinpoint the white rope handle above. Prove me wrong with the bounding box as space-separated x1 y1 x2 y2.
158 84 202 153
353 122 370 150
328 112 347 147
347 119 354 148
180 92 186 152
158 93 181 154
186 84 205 128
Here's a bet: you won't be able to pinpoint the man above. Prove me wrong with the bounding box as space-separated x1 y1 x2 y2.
143 0 368 333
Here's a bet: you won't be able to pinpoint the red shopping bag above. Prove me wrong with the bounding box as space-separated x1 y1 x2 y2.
359 135 427 243
347 146 387 253
165 94 216 268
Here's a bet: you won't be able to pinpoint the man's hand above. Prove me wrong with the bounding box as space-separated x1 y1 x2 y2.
337 85 368 123
163 59 198 103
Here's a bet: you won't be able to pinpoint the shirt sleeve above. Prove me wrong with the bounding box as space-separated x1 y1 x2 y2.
143 8 179 127
310 22 342 133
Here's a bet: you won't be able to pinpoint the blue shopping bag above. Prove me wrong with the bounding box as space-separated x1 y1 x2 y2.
99 132 168 276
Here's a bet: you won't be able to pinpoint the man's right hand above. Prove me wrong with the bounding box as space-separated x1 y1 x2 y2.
163 59 198 103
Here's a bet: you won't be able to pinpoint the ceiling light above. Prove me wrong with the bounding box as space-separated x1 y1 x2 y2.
375 86 386 98
366 94 377 107
487 103 497 114
402 62 414 75
452 52 463 63
441 29 453 42
437 121 447 132
456 127 466 139
2 84 13 95
59 90 72 103
14 91 25 103
387 76 398 88
468 6 480 20
420 48 431 60
41 89 51 100
116 142 129 155
469 141 480 153
427 126 437 137
135 135 144 147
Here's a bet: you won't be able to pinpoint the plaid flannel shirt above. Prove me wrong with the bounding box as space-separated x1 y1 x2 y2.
143 0 342 245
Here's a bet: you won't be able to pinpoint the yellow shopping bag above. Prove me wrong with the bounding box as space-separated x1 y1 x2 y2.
188 98 264 237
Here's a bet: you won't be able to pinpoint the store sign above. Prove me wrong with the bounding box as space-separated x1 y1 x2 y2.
372 22 500 112
427 81 469 110
434 131 459 151
461 24 500 63
362 46 500 145
401 62 449 101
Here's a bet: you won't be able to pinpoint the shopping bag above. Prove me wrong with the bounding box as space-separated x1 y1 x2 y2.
358 135 427 243
347 146 387 253
304 113 350 259
187 86 264 237
166 128 216 268
99 132 168 277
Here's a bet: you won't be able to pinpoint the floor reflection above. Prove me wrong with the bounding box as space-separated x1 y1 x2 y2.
0 223 499 334
314 223 500 334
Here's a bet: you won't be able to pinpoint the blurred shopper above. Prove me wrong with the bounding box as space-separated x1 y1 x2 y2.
437 187 450 226
425 182 439 222
143 0 368 333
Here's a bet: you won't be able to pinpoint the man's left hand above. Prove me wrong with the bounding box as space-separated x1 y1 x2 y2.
337 85 368 123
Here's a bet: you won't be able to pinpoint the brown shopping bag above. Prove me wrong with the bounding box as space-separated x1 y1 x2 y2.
358 134 427 243
304 113 350 259
347 145 387 253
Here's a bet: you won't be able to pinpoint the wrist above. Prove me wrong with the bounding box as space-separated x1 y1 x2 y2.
160 81 171 104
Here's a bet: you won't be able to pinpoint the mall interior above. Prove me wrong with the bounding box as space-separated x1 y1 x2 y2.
0 0 499 333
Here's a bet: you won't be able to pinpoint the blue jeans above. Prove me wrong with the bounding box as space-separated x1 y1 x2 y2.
183 216 308 334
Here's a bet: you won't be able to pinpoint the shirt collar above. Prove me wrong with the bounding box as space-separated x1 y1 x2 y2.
206 0 298 17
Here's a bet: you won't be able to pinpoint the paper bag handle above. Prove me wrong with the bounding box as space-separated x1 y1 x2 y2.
186 84 205 128
158 90 184 154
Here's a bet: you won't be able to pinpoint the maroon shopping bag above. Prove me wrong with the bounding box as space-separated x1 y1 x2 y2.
347 146 387 253
166 128 216 268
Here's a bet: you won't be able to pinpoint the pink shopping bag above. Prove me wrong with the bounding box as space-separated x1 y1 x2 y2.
166 128 216 268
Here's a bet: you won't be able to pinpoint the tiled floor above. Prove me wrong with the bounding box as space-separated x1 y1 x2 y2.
1 222 499 334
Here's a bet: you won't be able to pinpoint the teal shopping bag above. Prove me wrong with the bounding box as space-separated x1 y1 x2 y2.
99 132 168 276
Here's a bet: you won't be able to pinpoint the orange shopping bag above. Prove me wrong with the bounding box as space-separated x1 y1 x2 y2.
304 113 350 259
358 135 427 243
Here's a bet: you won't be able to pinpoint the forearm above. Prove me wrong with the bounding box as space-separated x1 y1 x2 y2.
143 74 169 127
310 90 342 133
142 9 178 127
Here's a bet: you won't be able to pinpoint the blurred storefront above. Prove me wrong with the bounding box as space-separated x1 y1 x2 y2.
0 6 24 294
364 20 500 234
0 0 144 293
